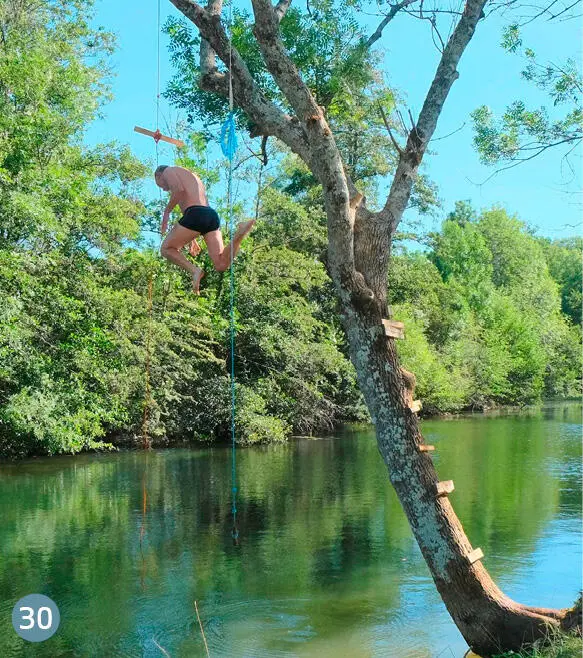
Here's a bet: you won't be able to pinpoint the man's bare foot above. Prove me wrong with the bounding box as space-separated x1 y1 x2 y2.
191 267 205 295
234 219 256 241
189 240 201 257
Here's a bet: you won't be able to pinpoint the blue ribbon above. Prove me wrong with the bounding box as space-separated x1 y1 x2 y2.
220 112 238 161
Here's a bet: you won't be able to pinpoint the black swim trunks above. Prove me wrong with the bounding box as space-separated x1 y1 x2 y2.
179 205 220 235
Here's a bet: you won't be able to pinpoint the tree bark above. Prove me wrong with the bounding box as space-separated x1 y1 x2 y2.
167 0 578 653
338 293 572 656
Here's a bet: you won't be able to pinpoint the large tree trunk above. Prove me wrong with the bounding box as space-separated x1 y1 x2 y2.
336 268 572 656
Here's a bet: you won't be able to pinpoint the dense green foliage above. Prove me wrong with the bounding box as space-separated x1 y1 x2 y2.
389 202 581 412
0 0 147 457
0 0 580 458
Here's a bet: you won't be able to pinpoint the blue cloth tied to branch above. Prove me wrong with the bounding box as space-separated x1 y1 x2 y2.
220 112 238 162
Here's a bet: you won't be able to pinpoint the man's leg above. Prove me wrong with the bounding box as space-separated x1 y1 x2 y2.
204 220 256 272
160 225 205 293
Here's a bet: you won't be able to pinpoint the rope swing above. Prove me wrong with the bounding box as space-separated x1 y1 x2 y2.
134 0 185 149
220 0 239 544
136 0 240 543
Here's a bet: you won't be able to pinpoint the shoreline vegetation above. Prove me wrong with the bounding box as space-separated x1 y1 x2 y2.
1 400 580 463
0 2 581 461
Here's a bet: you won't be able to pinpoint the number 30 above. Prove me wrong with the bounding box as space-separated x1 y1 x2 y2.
19 606 52 630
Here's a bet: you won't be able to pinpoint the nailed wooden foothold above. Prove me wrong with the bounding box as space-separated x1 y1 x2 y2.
349 191 364 210
467 548 484 565
410 400 422 413
134 126 186 148
436 480 454 496
418 444 435 452
382 319 405 339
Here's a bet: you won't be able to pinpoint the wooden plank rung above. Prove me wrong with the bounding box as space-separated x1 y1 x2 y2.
410 400 422 413
436 480 454 496
134 126 186 148
382 319 405 339
467 548 484 565
418 444 435 452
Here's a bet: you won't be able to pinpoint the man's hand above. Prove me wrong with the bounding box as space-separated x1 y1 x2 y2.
161 209 170 235
189 239 201 257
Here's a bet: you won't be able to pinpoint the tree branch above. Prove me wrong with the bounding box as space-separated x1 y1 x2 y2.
378 103 404 155
199 0 229 96
251 0 322 123
381 0 488 232
274 0 293 21
169 0 312 163
365 0 417 48
472 135 582 184
249 0 372 300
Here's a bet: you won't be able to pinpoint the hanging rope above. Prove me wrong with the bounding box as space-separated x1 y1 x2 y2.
143 0 164 449
142 276 154 449
156 0 161 132
219 0 239 544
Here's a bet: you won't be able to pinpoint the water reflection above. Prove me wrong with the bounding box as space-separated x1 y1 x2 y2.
0 402 580 657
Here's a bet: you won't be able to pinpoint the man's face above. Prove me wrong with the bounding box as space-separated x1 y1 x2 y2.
155 173 169 191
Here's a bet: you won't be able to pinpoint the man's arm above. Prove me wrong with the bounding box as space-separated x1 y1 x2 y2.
161 168 186 233
163 167 185 212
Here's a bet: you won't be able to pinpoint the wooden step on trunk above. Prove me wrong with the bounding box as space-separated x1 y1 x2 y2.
467 547 484 565
382 319 405 339
436 480 454 496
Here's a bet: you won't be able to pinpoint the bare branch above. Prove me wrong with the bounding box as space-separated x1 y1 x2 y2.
519 0 562 24
407 108 417 133
378 103 404 155
396 109 409 134
548 0 580 20
430 121 466 142
402 6 448 53
429 13 446 50
365 0 417 48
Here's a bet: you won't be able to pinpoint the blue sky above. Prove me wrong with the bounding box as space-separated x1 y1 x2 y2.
85 0 582 240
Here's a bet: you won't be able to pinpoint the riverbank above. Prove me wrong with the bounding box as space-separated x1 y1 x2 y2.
493 634 581 658
514 596 582 657
1 399 580 461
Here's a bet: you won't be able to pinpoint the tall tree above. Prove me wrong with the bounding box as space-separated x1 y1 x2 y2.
166 0 576 653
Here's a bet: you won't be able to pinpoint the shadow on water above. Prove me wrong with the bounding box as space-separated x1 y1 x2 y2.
0 401 580 657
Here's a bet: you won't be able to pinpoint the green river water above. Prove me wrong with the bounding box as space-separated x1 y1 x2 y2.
0 402 581 657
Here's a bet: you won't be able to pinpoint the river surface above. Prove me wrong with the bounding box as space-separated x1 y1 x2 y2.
0 402 581 657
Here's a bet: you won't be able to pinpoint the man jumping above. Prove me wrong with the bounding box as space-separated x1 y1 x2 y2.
155 164 255 294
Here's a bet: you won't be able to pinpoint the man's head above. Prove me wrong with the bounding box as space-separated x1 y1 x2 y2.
154 165 170 190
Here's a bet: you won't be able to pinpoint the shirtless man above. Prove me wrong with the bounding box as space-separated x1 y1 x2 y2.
155 164 255 293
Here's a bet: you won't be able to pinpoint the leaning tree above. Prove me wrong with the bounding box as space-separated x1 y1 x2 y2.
168 0 578 653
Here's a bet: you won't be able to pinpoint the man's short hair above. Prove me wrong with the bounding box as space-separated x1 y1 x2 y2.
155 165 169 177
